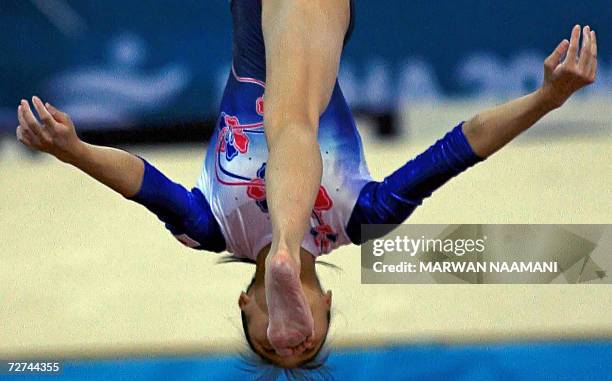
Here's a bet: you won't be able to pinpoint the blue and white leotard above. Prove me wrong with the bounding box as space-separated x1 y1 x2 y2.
129 0 483 261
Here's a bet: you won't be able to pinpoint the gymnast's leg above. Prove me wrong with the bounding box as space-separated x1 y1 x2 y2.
261 0 350 356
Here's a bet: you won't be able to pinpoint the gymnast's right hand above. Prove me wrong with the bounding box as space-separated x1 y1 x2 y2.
16 96 82 163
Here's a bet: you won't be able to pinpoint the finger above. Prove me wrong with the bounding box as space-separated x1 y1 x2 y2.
588 40 597 81
19 100 44 137
589 31 598 80
23 126 39 145
32 96 56 130
16 126 32 146
17 105 36 141
565 24 581 65
545 39 569 69
589 59 598 82
17 121 40 147
45 102 70 124
578 26 592 71
581 26 590 50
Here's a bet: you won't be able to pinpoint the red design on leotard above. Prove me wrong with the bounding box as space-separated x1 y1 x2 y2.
311 224 337 252
246 181 333 214
313 187 333 211
256 96 264 116
246 178 266 201
218 115 250 160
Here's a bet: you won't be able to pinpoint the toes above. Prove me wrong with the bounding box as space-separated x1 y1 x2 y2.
276 347 294 357
304 336 315 349
294 343 306 355
277 343 309 357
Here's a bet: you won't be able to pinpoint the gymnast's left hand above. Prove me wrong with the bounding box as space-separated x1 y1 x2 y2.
540 25 598 108
16 96 83 163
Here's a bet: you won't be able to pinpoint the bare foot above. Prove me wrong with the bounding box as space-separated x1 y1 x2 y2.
265 248 315 357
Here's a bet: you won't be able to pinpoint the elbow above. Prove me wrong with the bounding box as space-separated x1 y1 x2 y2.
462 115 490 159
462 114 483 143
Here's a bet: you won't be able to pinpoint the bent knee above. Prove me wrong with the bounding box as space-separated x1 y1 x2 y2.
264 117 319 146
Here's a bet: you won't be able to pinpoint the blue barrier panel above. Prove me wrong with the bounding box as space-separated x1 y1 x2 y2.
10 341 612 381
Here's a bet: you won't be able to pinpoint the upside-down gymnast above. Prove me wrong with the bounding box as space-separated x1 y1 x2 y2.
16 0 597 370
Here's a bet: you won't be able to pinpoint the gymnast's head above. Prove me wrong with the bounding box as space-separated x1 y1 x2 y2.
234 247 333 369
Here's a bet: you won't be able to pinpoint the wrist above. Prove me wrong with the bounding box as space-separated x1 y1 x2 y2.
58 139 87 165
536 86 566 111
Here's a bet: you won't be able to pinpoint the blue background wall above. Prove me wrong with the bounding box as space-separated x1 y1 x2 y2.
1 0 610 131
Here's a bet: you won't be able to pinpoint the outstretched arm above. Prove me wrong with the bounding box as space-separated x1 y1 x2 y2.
16 98 225 251
347 25 598 243
16 97 144 197
463 25 597 158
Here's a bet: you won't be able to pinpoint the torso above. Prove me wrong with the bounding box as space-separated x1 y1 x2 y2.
197 0 369 261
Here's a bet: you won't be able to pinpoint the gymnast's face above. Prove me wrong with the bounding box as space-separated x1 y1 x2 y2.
238 285 332 368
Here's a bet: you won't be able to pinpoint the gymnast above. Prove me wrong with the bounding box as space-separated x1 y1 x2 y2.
16 0 596 370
